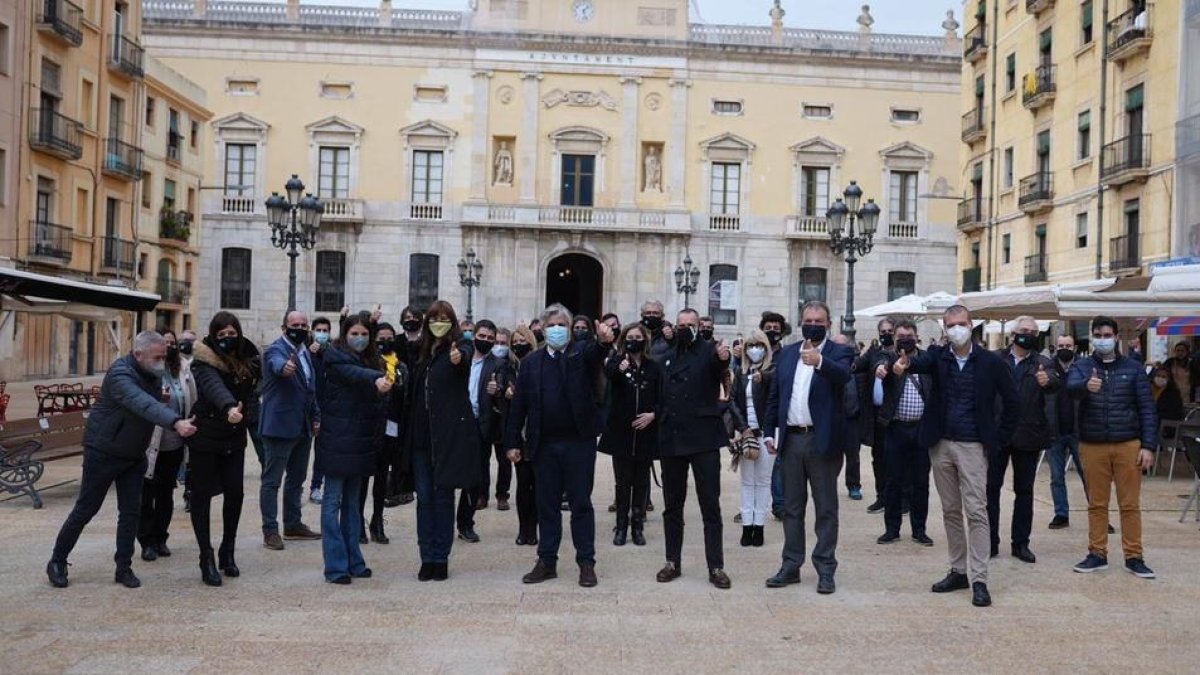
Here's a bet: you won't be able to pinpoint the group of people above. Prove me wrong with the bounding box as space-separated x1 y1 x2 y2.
46 297 1166 606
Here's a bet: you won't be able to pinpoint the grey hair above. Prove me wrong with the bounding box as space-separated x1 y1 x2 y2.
541 303 573 326
641 299 664 314
1010 315 1039 335
800 300 832 322
133 330 167 353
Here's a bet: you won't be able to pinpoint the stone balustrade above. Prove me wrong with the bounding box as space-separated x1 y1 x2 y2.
463 203 689 233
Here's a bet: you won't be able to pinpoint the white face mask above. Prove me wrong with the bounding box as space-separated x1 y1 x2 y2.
491 345 510 359
946 325 973 348
746 346 766 364
1092 337 1117 356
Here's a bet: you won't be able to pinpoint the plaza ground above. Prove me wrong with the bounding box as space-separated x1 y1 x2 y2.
2 433 1199 673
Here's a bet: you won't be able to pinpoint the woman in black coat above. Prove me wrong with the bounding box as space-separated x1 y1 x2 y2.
188 311 260 586
727 329 776 548
404 300 481 581
599 323 661 547
316 315 391 584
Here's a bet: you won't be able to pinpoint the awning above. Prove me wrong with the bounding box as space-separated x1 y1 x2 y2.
1153 318 1200 336
0 267 159 313
959 279 1113 319
855 291 959 320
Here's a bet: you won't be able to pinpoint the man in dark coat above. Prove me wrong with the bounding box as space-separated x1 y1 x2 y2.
654 308 733 589
47 331 197 589
506 304 615 588
851 317 896 508
1047 334 1086 529
457 319 505 542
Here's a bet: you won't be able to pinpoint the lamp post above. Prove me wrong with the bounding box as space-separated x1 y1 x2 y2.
674 253 701 309
265 174 323 311
457 248 483 322
826 180 880 342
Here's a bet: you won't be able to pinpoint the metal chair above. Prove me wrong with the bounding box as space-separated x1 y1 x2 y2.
1153 420 1184 481
1178 431 1200 523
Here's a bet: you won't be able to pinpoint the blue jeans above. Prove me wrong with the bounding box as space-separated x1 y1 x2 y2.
534 439 597 566
1047 434 1086 519
260 434 312 535
412 449 456 563
320 475 367 581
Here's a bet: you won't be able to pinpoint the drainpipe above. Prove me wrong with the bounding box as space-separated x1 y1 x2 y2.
1096 0 1109 279
985 0 1001 290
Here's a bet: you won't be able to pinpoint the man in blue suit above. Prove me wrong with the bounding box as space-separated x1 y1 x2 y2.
762 301 853 595
259 310 322 550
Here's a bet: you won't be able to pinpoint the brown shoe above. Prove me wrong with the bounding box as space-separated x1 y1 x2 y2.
709 569 732 590
475 497 488 510
283 524 322 540
496 498 511 511
522 560 557 584
656 561 681 583
579 564 598 588
263 533 285 550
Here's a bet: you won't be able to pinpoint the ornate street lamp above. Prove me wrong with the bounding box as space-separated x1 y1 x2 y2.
826 180 880 342
674 253 701 309
265 174 323 311
458 247 483 321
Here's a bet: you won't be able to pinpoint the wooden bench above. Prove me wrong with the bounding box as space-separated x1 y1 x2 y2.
0 411 88 509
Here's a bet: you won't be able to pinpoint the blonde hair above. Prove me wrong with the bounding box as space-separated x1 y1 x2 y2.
743 328 774 372
512 324 537 349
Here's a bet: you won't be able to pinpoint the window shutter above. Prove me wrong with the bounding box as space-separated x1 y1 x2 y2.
1078 110 1091 131
1125 86 1144 111
1037 132 1051 154
1081 1 1093 29
1039 29 1052 50
975 1 986 20
972 163 984 180
975 77 986 96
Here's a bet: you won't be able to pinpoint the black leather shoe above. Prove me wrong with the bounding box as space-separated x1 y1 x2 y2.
114 568 141 589
418 563 435 582
1048 515 1069 529
607 502 617 513
613 527 627 546
369 516 390 545
972 582 992 607
877 532 900 544
765 568 801 588
867 499 885 514
328 575 352 585
656 562 681 583
931 570 969 593
218 549 240 578
990 542 1000 558
1011 544 1037 564
523 560 558 584
752 525 765 547
200 553 222 587
579 564 598 587
631 525 646 547
740 525 754 546
458 527 481 543
515 533 530 546
708 569 731 590
155 543 172 557
352 567 373 579
359 531 369 545
142 547 158 562
646 500 655 512
46 561 69 588
912 533 935 547
817 574 836 595
433 563 448 581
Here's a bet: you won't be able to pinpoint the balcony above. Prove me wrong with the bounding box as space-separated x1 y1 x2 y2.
156 278 191 306
709 214 741 232
102 138 144 181
220 195 256 215
109 34 145 79
964 23 988 63
1109 234 1140 273
166 132 182 163
1018 172 1054 214
962 267 982 293
1101 134 1151 186
159 209 191 243
784 215 829 239
888 222 919 239
962 108 987 144
1026 0 1055 15
27 221 73 265
36 0 84 46
461 203 690 233
1024 253 1048 283
1022 64 1057 110
957 197 988 233
1106 4 1153 63
29 108 83 161
409 203 443 220
320 198 364 223
100 237 136 274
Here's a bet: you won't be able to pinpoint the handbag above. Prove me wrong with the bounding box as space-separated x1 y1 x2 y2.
739 433 761 461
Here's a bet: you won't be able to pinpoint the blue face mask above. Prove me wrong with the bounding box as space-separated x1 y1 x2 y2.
463 330 475 341
314 331 330 345
348 335 370 353
545 325 570 350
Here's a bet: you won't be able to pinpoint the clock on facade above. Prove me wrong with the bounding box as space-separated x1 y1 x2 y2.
573 0 595 22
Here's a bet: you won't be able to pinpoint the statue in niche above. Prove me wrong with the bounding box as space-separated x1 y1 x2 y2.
643 146 662 192
857 4 874 33
493 141 513 186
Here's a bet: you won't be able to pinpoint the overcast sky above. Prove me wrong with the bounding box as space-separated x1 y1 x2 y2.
257 1 956 36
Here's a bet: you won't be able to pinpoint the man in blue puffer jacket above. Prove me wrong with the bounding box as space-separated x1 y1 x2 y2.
1066 315 1158 580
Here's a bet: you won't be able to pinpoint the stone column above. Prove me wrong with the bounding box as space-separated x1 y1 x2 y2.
470 70 492 201
618 76 641 207
519 72 542 204
668 78 691 208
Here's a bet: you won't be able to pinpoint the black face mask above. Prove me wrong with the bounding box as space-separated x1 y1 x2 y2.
1056 349 1074 364
401 319 422 333
573 329 591 342
512 343 532 359
698 328 714 342
1014 333 1040 351
641 315 663 332
879 333 895 348
532 330 544 343
286 327 308 345
377 340 395 355
676 326 696 347
896 337 917 354
474 339 494 355
177 340 194 356
801 324 827 344
216 336 238 354
625 339 645 354
765 330 782 346
166 345 179 361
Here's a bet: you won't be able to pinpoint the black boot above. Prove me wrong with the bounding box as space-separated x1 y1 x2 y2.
753 525 765 547
218 544 240 578
613 526 627 546
613 482 631 546
370 514 390 544
740 525 754 547
199 551 222 587
630 507 646 547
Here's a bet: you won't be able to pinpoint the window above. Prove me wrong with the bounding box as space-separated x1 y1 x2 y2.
891 108 921 124
163 179 176 211
41 60 61 112
315 251 346 312
560 154 595 207
141 172 152 208
712 100 743 116
36 177 54 223
190 121 199 149
1039 28 1053 66
104 197 118 237
0 21 9 75
1080 0 1094 45
1002 233 1012 264
707 264 738 325
167 108 181 161
887 272 916 301
1003 147 1015 188
797 267 828 304
889 171 918 223
802 104 832 119
1077 110 1092 160
145 97 155 128
408 254 439 312
710 162 741 215
800 167 830 217
108 95 124 140
224 143 256 196
1005 53 1016 92
80 77 95 128
412 150 444 204
318 146 350 198
220 248 252 309
1075 212 1088 248
1124 198 1140 237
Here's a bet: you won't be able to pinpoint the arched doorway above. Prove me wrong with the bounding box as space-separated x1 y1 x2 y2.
545 253 603 321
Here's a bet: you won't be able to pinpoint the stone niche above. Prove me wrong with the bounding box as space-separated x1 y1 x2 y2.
638 141 669 207
491 135 518 199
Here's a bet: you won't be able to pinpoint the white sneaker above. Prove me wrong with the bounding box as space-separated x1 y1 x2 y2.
309 488 323 504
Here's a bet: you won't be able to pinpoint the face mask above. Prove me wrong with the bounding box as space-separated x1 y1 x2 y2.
879 333 895 348
429 321 452 338
348 335 370 353
1056 349 1074 364
1154 376 1169 387
314 331 331 345
946 325 972 348
463 330 474 341
177 340 194 356
377 340 395 355
896 337 917 354
544 325 569 350
166 346 179 361
532 329 545 343
676 326 696 346
625 339 645 354
765 330 782 346
402 319 422 333
698 328 714 342
492 345 510 359
573 329 591 342
801 324 827 344
1013 333 1039 351
1092 337 1116 356
513 343 532 359
286 327 309 345
216 336 238 354
746 346 766 363
474 338 494 355
641 315 663 332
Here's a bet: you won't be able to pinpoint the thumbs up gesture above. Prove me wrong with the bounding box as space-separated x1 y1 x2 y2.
487 373 500 396
875 362 889 380
174 416 198 438
375 376 393 394
619 355 631 372
800 339 821 367
595 320 614 345
282 352 297 377
1087 367 1103 393
1035 363 1050 388
371 304 383 324
893 351 911 376
227 402 244 425
449 341 462 365
716 339 731 362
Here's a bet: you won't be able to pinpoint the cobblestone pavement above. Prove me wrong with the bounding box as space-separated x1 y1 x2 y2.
3 450 1199 674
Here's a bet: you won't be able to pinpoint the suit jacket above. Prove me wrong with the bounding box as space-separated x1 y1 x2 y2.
995 347 1059 452
762 340 853 455
907 344 1020 452
259 336 320 439
853 344 892 445
473 353 507 443
656 340 730 457
505 339 606 460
